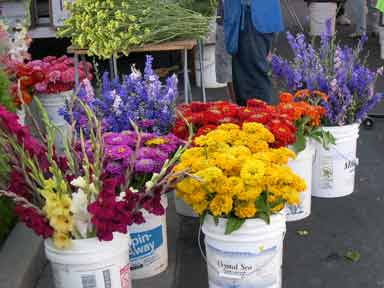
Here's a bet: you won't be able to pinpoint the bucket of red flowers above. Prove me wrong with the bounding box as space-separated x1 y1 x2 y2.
173 98 334 221
0 101 190 288
29 56 92 149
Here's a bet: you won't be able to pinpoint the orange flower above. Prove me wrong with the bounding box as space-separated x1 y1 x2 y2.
312 90 329 101
294 89 311 98
279 92 294 103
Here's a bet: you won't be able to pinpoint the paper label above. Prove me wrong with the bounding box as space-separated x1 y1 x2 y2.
206 243 281 288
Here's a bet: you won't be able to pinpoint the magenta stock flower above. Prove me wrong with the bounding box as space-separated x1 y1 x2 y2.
135 159 156 173
104 145 133 160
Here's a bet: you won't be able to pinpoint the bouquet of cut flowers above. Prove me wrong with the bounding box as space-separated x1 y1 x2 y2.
173 100 298 148
24 55 92 95
271 22 383 126
0 100 189 248
174 122 306 233
276 91 335 152
61 55 177 135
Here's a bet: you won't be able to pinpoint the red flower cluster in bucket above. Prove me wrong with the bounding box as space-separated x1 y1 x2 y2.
173 100 297 148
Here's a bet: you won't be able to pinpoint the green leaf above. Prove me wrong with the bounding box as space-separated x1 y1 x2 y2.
213 216 219 226
258 212 270 224
292 133 307 154
345 250 361 263
225 216 245 235
296 229 310 236
199 211 207 225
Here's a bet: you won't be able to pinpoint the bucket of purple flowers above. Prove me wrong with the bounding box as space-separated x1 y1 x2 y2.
271 22 383 198
61 55 183 279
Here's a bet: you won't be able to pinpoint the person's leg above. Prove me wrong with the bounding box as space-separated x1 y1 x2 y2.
232 8 273 106
350 0 367 35
227 82 236 103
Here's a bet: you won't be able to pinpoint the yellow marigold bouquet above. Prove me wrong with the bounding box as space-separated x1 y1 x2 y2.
174 123 306 233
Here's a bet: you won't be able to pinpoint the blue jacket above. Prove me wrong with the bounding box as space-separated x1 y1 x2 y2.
224 0 284 55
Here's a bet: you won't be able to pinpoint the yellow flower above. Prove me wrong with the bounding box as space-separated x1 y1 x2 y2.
237 185 263 201
242 122 275 143
213 153 240 173
217 123 240 131
209 194 233 217
227 177 245 196
180 147 205 163
176 177 202 195
240 159 265 186
195 167 224 192
50 215 73 233
235 201 257 218
192 200 209 215
53 232 71 249
228 146 251 162
184 189 208 204
145 137 168 146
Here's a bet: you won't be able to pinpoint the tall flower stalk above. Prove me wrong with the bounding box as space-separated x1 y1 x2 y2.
271 20 383 126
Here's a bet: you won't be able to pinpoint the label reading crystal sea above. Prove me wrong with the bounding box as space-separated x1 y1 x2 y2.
129 225 163 260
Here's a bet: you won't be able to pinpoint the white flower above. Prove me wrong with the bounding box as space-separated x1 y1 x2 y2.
116 191 126 202
130 64 142 80
71 189 91 238
71 176 87 189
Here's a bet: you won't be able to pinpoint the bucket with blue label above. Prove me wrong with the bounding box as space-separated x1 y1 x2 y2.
129 196 168 279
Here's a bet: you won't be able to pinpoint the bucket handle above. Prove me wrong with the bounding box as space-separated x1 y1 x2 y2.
198 224 286 281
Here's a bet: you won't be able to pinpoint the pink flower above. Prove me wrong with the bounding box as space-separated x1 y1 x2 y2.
47 70 61 82
35 82 47 93
61 68 75 83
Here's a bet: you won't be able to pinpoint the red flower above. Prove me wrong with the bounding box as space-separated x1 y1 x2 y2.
14 205 53 239
238 107 256 122
172 120 189 140
267 121 296 148
195 125 217 138
190 101 208 113
204 109 222 125
245 111 272 124
247 99 269 109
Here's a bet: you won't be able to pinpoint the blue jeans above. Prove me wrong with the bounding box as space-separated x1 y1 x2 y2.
232 7 273 105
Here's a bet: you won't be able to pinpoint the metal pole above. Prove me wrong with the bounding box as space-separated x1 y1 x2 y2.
112 54 118 78
183 48 189 103
74 54 80 87
198 40 207 103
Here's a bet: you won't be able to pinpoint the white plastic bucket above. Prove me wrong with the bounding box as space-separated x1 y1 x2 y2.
312 124 359 198
309 3 337 36
195 44 227 89
45 233 131 288
286 142 315 222
174 191 198 218
38 90 72 126
38 91 71 152
129 196 168 279
202 213 286 288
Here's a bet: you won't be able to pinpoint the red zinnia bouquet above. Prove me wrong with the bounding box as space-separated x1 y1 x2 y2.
173 100 298 148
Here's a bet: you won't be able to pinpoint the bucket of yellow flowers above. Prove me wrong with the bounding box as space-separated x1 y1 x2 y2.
174 122 306 288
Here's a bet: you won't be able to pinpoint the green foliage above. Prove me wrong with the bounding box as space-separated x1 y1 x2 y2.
0 70 16 112
225 216 245 235
58 0 211 59
178 0 218 16
292 116 336 154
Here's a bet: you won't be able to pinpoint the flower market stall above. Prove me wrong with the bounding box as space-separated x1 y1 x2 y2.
1 1 384 288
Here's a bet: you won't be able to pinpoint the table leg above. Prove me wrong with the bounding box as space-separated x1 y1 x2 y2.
112 54 118 78
183 48 189 103
198 41 207 103
80 55 89 80
74 54 80 88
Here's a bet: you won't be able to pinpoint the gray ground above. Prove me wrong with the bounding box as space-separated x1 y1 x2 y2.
35 0 384 287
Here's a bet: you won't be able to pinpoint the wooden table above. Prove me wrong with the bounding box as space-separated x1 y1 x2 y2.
67 39 206 103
